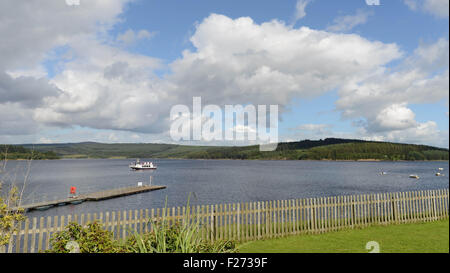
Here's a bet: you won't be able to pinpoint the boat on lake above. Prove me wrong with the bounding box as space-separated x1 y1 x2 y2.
409 174 420 179
129 159 157 170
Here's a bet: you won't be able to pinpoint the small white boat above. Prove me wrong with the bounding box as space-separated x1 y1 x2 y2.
436 172 445 177
409 174 420 179
438 168 444 171
129 159 157 170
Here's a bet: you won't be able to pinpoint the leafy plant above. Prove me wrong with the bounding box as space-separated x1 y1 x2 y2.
0 185 26 247
47 222 123 253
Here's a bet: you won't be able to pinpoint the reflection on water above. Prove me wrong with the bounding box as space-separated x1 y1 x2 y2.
1 159 448 219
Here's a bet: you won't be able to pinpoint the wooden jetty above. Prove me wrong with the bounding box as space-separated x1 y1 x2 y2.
10 185 166 212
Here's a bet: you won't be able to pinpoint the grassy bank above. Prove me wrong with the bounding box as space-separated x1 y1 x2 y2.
238 220 449 253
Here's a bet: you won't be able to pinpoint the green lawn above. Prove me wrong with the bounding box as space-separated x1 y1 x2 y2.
238 220 449 253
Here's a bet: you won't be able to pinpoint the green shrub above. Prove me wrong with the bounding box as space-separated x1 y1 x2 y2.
47 222 123 253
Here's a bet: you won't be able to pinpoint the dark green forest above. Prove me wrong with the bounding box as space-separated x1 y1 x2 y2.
7 138 447 161
0 145 59 160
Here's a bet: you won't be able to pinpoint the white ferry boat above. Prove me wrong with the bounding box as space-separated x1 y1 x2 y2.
129 159 157 170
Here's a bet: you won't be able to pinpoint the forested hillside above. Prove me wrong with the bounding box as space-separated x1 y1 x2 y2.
16 138 448 161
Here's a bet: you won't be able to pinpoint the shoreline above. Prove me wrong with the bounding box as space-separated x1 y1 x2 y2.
2 157 449 162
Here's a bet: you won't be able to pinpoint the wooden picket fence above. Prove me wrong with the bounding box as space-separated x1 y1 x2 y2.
1 188 448 253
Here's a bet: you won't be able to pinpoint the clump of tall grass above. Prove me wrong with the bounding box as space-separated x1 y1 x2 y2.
125 194 237 253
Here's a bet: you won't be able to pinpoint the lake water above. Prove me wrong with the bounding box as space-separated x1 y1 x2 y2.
1 159 448 219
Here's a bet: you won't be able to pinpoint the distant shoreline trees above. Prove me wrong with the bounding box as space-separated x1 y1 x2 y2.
0 145 59 160
2 138 448 161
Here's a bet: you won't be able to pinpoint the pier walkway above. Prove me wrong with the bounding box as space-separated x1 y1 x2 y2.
10 185 166 212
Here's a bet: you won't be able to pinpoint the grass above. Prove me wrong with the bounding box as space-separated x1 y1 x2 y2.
238 219 449 253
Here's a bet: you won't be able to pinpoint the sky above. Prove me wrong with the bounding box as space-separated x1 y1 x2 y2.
0 0 448 147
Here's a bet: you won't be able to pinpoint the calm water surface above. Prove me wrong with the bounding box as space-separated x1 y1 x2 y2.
2 159 448 219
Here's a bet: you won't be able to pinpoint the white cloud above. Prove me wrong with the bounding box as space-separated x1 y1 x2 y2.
373 104 417 132
327 9 373 32
404 0 449 18
293 0 313 23
335 38 449 146
296 124 333 134
169 14 401 110
116 29 155 46
0 0 131 71
363 121 448 147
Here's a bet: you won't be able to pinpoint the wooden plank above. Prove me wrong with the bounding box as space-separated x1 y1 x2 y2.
326 197 330 231
29 218 37 254
298 199 303 234
337 196 341 229
225 204 230 241
281 199 285 236
412 191 418 222
111 211 117 240
121 210 127 240
334 196 338 230
232 203 236 241
145 209 149 233
253 202 257 239
426 190 431 221
45 216 52 251
11 185 166 212
23 218 30 253
406 191 412 222
115 211 120 240
237 203 241 242
150 208 155 233
432 190 438 220
436 190 442 219
257 201 261 239
104 212 110 233
205 205 210 241
445 189 449 218
15 221 22 253
200 205 205 241
263 201 268 238
311 198 317 233
218 204 222 241
399 192 405 223
422 190 427 221
325 197 329 232
294 199 298 234
214 204 218 242
290 199 294 234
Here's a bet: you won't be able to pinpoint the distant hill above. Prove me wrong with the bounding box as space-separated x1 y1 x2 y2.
14 138 449 161
0 145 59 160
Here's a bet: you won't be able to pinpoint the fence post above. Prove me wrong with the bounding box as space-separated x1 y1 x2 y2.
391 193 396 224
237 203 241 242
351 196 355 228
